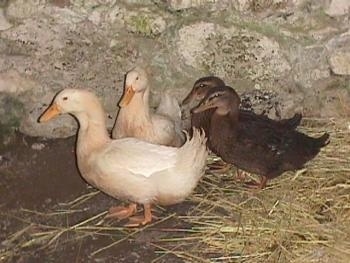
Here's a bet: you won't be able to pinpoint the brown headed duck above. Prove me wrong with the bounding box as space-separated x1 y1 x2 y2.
182 76 302 131
39 89 207 226
192 86 329 189
182 76 302 173
112 66 184 147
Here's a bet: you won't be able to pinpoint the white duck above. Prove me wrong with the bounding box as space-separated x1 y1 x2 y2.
39 89 207 226
112 66 184 147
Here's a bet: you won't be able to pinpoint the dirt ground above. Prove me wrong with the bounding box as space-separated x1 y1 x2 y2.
0 133 194 263
1 119 349 263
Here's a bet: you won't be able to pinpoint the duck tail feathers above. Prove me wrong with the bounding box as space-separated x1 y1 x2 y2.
289 113 302 129
316 132 330 147
176 128 208 177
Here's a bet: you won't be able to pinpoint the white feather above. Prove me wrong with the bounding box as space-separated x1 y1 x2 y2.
95 138 177 178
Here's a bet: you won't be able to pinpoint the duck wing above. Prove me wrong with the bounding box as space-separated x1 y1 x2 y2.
95 138 177 178
239 110 302 130
233 124 329 175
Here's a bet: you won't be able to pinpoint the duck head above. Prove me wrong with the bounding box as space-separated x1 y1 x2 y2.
38 89 103 122
182 76 225 106
191 86 241 116
119 66 149 107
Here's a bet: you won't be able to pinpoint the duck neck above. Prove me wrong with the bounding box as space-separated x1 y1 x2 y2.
75 109 111 158
211 108 238 129
209 110 238 149
119 87 151 125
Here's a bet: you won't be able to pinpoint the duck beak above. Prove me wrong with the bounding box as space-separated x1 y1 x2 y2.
39 103 61 123
119 85 135 107
191 103 214 114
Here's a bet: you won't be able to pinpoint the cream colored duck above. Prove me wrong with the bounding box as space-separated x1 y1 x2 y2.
39 89 207 226
112 66 184 147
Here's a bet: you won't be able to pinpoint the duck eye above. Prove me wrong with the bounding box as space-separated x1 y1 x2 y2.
63 97 68 101
199 84 205 88
136 76 139 81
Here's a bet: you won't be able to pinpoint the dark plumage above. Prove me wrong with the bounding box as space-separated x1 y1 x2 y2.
192 86 330 188
181 76 302 174
181 76 302 137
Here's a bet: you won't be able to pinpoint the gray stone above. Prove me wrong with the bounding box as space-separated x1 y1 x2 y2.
0 0 349 139
329 51 350 75
326 30 350 75
0 70 37 94
176 22 217 68
6 0 43 20
176 21 290 87
325 0 350 17
0 8 11 31
166 0 232 11
290 45 330 89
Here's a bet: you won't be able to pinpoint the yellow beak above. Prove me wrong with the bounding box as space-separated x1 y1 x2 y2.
39 103 61 122
119 85 135 107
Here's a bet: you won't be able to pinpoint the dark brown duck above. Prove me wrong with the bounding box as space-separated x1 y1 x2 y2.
182 76 302 136
182 76 302 173
191 86 330 189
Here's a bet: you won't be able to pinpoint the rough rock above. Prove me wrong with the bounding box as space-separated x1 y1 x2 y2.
325 0 350 17
166 0 232 11
6 0 43 20
290 45 330 89
0 70 37 94
0 8 11 31
176 22 217 68
0 0 349 138
176 22 291 86
329 51 350 75
326 30 350 75
123 8 168 37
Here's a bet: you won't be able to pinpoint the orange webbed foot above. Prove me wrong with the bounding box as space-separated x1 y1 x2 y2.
105 203 137 220
207 160 232 174
244 176 268 189
236 169 248 181
124 204 153 227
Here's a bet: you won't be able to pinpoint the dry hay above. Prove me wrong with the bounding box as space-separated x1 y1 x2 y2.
1 118 349 262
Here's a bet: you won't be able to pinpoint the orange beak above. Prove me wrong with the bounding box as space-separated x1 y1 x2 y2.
39 103 62 122
119 85 135 107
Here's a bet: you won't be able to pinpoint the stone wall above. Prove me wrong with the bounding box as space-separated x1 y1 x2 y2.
0 0 349 138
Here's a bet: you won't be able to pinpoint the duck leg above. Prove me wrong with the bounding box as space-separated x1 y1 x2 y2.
105 203 137 220
244 176 268 189
236 169 247 181
125 204 153 227
259 176 268 189
208 159 232 173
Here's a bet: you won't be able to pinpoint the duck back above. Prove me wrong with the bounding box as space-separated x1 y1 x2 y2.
209 113 329 179
239 110 302 130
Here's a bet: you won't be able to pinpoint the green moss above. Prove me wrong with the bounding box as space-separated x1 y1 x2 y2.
130 15 153 37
